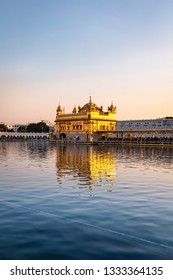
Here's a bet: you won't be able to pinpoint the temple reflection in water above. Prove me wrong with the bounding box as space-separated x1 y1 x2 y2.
56 145 116 188
55 144 173 189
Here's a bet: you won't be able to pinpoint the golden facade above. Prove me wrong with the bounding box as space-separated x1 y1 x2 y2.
55 97 116 141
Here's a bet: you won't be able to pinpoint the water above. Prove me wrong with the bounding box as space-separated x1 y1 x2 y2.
0 141 173 260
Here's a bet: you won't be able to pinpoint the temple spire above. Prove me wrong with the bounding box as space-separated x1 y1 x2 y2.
72 104 77 113
56 103 63 115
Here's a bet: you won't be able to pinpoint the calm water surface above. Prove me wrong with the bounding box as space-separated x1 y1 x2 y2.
0 141 173 259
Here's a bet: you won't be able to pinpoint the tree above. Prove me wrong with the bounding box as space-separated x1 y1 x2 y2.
17 125 27 132
27 122 49 133
27 123 38 132
0 124 7 132
37 122 49 133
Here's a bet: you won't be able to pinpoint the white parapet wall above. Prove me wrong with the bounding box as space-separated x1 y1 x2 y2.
0 132 49 139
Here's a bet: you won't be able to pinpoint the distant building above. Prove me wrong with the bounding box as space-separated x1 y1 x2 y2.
115 117 173 139
0 122 26 132
0 122 13 131
55 97 116 141
117 118 173 131
12 124 27 132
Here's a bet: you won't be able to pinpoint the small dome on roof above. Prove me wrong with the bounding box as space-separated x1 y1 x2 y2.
108 102 116 112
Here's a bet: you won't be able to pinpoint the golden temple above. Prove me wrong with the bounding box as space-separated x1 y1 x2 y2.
55 97 116 142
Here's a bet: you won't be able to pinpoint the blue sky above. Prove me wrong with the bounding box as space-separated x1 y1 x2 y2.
0 0 173 123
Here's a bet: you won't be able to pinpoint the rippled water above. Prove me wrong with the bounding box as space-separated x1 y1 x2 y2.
0 141 173 260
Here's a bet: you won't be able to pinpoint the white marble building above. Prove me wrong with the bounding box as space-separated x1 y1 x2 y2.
114 118 172 138
116 118 173 130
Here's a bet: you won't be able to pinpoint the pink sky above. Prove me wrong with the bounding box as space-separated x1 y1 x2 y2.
1 1 173 124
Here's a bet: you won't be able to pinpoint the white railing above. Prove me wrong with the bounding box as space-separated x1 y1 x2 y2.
0 132 49 138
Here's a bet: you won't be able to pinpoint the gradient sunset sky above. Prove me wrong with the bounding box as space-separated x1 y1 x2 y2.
0 0 173 123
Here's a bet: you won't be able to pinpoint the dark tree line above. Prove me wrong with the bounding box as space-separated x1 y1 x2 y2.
0 122 49 133
0 124 8 132
27 122 49 133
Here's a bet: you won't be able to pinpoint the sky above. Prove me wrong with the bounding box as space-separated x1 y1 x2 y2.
0 0 173 123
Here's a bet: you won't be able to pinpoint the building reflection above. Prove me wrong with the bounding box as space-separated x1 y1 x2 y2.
56 145 116 188
55 144 173 188
115 145 173 166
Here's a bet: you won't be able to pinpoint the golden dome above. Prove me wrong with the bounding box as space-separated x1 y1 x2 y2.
79 96 103 113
